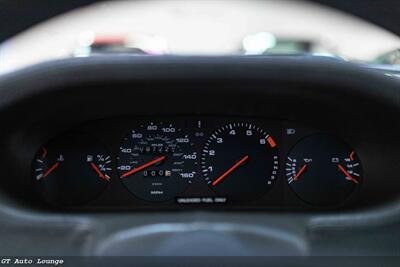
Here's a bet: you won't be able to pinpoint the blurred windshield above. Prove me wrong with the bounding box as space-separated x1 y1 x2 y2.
1 0 400 74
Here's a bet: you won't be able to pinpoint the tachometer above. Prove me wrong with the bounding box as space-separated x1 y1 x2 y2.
117 121 197 202
201 122 279 202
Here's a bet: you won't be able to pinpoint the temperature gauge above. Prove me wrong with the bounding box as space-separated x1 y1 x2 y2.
286 134 362 206
33 133 112 206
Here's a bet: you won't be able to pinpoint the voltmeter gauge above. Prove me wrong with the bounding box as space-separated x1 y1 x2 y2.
286 134 362 206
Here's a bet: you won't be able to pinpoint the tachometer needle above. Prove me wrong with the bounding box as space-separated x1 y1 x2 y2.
293 164 307 181
42 162 60 178
338 164 359 184
120 156 166 178
212 155 249 186
90 162 110 182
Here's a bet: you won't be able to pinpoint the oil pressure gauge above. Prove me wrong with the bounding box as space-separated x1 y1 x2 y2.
286 134 362 206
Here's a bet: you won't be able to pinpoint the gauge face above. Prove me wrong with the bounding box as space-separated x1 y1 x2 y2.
117 122 197 202
33 133 111 206
286 134 362 206
201 122 279 202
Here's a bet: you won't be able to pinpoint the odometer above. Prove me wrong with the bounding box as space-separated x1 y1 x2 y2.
117 121 197 202
201 122 279 202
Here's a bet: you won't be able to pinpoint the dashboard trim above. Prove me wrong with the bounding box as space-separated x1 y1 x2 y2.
0 56 400 255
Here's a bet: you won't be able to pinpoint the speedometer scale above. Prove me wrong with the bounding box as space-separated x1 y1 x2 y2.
117 122 197 202
201 122 279 202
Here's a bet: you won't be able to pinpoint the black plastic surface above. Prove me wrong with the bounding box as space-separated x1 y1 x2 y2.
0 56 400 258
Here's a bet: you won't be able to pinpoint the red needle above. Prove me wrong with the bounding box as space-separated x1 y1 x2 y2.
41 147 48 158
293 164 307 181
212 155 249 186
120 156 166 178
349 151 355 161
90 162 110 181
338 164 359 184
42 162 60 178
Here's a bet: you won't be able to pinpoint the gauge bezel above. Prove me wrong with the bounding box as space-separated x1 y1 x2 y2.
32 132 112 207
25 116 368 211
116 121 196 202
200 122 280 202
285 133 363 206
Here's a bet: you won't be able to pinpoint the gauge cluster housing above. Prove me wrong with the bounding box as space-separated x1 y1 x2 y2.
2 56 400 257
0 56 399 213
31 117 362 210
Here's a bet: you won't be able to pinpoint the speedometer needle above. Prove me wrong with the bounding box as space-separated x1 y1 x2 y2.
338 164 359 184
120 156 166 178
212 155 249 186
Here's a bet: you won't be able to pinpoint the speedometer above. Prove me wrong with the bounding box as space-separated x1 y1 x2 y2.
201 122 279 202
117 121 197 202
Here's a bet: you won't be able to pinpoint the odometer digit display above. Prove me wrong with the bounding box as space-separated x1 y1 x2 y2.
117 121 197 202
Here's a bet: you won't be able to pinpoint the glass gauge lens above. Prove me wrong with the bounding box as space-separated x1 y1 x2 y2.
117 122 197 202
286 134 362 206
33 133 111 206
201 122 279 202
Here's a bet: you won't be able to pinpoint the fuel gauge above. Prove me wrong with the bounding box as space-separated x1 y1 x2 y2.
286 134 362 206
33 133 112 206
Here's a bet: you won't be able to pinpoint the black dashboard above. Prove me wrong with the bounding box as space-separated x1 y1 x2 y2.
1 56 400 258
32 116 362 210
0 56 399 213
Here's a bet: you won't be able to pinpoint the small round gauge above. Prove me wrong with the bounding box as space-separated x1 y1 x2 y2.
33 133 112 206
286 134 362 206
117 122 197 202
201 122 279 202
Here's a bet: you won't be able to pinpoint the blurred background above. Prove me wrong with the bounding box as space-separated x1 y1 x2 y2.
1 0 400 74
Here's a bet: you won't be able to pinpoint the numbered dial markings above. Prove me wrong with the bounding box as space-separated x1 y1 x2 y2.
117 122 197 202
286 134 362 206
201 122 279 202
33 133 112 206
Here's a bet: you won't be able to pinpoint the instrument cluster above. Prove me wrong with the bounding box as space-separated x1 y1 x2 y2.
32 117 362 210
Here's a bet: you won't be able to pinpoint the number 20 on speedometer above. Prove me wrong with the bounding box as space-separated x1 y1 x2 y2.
117 122 197 202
